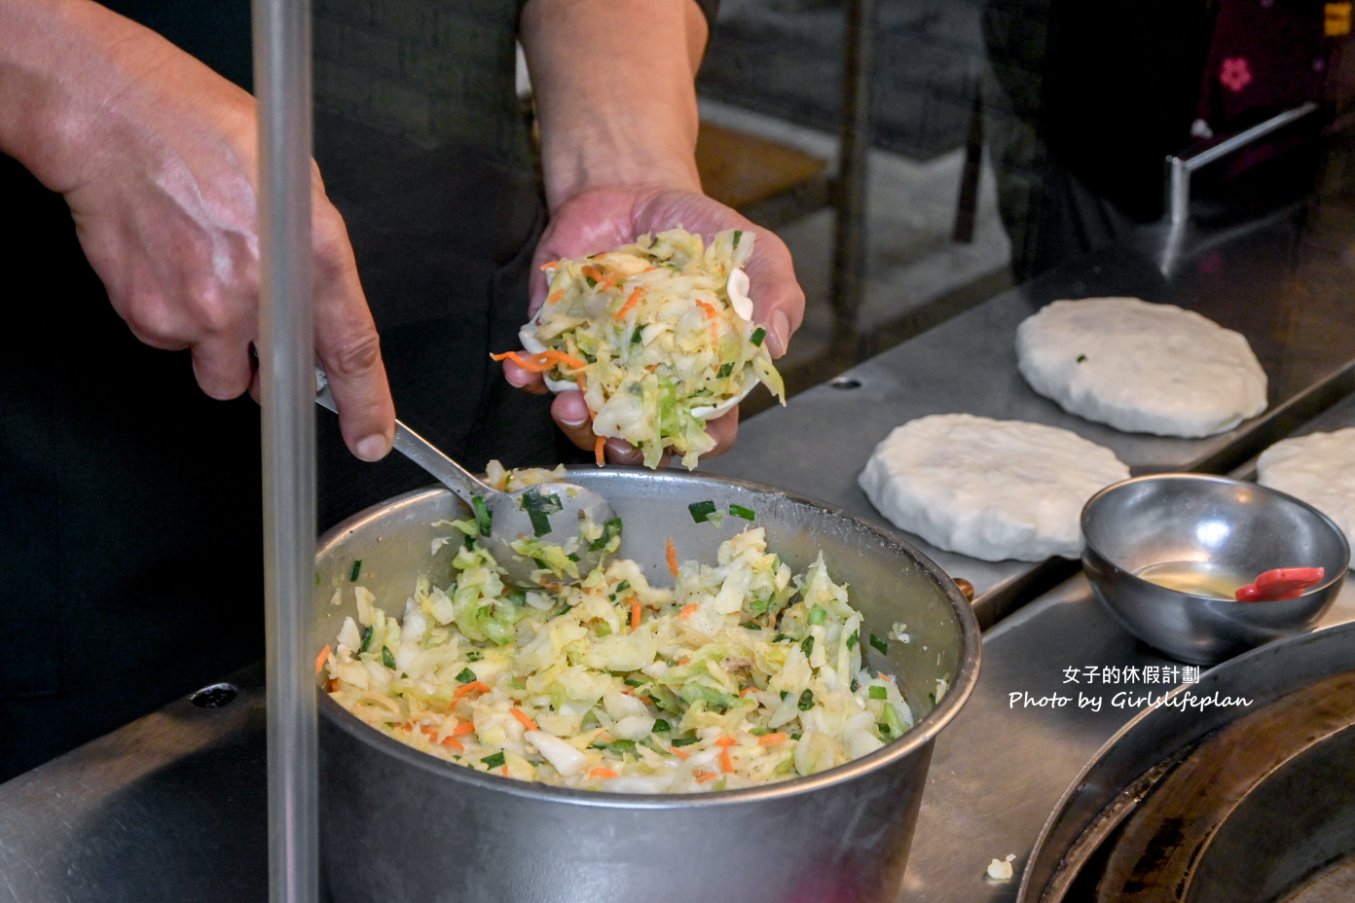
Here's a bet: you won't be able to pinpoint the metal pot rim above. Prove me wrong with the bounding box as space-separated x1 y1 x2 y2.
317 468 983 809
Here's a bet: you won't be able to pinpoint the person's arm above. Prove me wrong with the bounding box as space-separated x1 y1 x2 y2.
0 0 395 460
516 0 805 464
522 0 708 211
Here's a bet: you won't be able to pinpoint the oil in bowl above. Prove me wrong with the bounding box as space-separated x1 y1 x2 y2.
1132 561 1252 601
1082 474 1350 665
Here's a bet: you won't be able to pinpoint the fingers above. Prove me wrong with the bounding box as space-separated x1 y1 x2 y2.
549 392 739 467
699 408 740 459
190 333 255 400
502 358 550 395
551 391 598 452
312 205 395 462
741 229 805 359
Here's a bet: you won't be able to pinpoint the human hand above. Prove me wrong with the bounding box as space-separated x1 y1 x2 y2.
501 185 806 466
3 1 394 460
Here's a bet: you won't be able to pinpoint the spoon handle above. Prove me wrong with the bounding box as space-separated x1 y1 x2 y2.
314 370 491 507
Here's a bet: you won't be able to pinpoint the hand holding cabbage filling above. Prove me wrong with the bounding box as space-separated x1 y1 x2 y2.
498 226 787 469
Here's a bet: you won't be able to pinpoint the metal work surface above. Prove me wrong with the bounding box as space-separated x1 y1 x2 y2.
4 203 1355 899
705 206 1355 625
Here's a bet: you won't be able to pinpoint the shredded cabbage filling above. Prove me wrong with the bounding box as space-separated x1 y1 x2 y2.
521 227 786 469
325 524 913 794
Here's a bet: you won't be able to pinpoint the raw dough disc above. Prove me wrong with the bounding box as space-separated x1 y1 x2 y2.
1016 297 1268 438
858 413 1130 562
1257 428 1355 571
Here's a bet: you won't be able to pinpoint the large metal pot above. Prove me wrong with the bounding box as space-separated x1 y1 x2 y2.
314 469 981 903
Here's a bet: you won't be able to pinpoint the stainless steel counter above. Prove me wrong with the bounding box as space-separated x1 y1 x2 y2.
4 202 1354 901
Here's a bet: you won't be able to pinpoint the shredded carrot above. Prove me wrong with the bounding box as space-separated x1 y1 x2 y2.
589 767 619 779
614 286 645 319
489 349 587 373
501 765 510 777
315 644 331 674
581 264 605 284
441 737 465 752
539 259 560 271
511 707 539 732
739 686 757 696
758 732 789 746
671 747 689 760
696 299 721 342
454 680 490 700
630 597 642 630
666 538 678 576
327 678 340 693
714 736 737 747
546 289 564 304
594 435 606 467
695 770 718 784
452 721 476 737
720 747 734 773
679 603 698 619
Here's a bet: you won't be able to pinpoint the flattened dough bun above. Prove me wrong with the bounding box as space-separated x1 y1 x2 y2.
1257 428 1355 571
858 414 1130 562
1016 297 1267 438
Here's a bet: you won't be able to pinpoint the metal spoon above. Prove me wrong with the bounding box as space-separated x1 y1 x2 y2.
314 372 616 585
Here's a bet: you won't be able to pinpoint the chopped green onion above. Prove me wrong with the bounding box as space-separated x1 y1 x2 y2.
349 559 362 582
471 496 492 535
688 500 718 523
589 517 623 550
616 580 631 592
800 636 814 656
358 625 374 654
750 327 767 346
846 630 859 649
591 739 637 756
1076 353 1088 364
482 751 506 769
797 689 815 711
466 650 483 662
868 685 887 700
717 362 735 379
732 229 743 249
808 605 826 625
671 732 699 747
381 646 396 669
520 486 564 537
652 718 671 733
878 722 892 737
455 667 476 684
729 504 756 521
631 327 644 345
869 632 888 655
623 677 647 687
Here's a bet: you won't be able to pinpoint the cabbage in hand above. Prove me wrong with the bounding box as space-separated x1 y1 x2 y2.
507 228 786 469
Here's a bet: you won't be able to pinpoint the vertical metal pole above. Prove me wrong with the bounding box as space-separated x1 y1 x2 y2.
253 1 318 901
830 0 875 345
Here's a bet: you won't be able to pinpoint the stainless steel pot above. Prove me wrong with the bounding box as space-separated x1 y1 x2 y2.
314 468 981 903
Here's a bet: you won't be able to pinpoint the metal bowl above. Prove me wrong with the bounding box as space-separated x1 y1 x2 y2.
313 468 981 903
1081 473 1350 665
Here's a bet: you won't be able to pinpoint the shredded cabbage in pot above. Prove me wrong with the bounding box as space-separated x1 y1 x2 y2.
325 523 914 793
518 227 786 469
